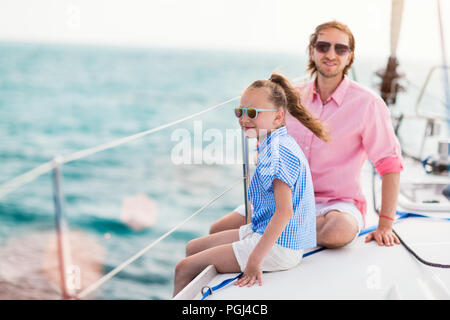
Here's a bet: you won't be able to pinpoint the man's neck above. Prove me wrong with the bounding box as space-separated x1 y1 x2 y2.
316 74 344 104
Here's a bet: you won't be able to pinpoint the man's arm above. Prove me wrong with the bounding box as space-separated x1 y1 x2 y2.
365 172 401 246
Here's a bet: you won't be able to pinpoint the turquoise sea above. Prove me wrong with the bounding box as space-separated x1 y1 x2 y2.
0 42 445 299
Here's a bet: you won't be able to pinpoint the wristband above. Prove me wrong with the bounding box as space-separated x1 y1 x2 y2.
379 214 395 221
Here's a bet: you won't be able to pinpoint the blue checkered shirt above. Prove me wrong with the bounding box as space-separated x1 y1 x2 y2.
248 126 316 250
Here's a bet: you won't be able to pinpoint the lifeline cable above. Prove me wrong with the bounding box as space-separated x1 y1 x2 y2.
76 178 243 299
0 96 240 200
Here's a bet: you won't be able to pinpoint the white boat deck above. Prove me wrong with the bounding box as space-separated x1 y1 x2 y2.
174 160 450 300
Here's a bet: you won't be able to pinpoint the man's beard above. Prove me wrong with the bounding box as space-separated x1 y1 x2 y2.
316 59 344 78
317 65 342 78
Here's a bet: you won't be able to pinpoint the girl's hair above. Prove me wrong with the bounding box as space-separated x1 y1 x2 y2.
247 73 330 142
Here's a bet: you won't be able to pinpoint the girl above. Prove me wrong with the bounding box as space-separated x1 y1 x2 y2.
172 73 329 297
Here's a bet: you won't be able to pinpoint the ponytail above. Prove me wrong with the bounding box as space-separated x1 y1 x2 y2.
267 73 330 142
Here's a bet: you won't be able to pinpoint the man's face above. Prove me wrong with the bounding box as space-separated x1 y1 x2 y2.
310 27 353 79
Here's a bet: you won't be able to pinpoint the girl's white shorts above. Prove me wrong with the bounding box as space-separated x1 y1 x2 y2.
231 223 304 272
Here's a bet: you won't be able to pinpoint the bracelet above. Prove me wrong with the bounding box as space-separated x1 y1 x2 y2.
379 214 395 221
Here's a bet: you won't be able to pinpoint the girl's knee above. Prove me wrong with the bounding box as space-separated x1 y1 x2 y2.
175 257 191 276
185 239 198 257
186 237 209 256
209 221 222 234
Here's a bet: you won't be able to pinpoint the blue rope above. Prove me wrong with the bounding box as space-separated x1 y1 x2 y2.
302 212 407 259
201 272 243 300
200 210 450 300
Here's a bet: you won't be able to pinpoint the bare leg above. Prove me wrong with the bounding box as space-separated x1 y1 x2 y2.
209 211 247 234
186 229 240 256
316 211 359 249
173 241 241 297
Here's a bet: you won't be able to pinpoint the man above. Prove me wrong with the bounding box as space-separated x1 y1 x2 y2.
210 21 403 248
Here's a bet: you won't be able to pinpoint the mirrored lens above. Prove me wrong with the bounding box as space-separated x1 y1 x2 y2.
234 108 243 118
315 41 331 53
247 108 257 119
335 44 350 56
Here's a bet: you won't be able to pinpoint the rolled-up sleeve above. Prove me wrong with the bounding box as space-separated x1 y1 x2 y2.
259 145 300 193
361 97 404 176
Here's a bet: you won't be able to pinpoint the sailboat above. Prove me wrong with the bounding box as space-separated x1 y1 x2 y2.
0 0 448 301
173 0 450 300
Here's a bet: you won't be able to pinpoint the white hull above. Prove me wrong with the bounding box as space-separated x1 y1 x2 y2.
174 160 450 300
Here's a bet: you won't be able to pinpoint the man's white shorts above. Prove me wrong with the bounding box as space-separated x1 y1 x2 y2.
232 224 303 272
315 202 364 233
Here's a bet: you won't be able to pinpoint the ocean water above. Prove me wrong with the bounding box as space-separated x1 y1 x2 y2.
0 42 445 300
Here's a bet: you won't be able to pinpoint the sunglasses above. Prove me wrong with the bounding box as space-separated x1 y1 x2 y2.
314 41 351 56
234 107 278 119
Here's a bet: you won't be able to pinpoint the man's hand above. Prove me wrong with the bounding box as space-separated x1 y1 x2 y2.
365 225 400 246
366 172 401 247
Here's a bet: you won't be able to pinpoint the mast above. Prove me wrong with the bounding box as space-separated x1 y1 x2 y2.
437 0 450 131
376 0 405 106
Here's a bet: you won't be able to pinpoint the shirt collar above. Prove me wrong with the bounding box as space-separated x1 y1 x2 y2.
256 126 287 152
311 76 350 107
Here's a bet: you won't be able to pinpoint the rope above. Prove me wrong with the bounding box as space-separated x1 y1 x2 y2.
0 96 240 200
375 209 450 268
392 211 450 269
75 178 243 299
201 273 243 300
392 229 450 268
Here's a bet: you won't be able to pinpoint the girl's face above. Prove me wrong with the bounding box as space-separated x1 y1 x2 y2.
238 88 284 140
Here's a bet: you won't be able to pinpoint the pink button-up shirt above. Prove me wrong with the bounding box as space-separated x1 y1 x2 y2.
285 77 403 220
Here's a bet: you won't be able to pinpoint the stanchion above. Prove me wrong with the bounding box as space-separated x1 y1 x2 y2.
241 130 251 224
51 156 74 299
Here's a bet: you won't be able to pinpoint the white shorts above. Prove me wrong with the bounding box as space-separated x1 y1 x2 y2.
231 224 304 272
315 202 364 233
233 200 364 237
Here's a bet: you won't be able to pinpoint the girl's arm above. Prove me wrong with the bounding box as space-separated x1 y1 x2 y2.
236 178 293 287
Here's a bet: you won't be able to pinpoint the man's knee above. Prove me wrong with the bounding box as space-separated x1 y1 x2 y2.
318 230 354 248
317 211 359 248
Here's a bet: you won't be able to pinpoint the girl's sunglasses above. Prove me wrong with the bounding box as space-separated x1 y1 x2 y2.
314 41 350 56
234 107 278 119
